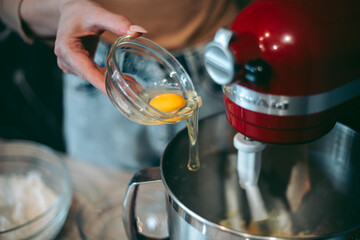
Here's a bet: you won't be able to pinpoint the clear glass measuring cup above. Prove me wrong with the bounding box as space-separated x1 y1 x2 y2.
105 35 201 125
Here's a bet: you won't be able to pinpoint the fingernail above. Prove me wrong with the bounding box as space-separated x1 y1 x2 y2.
129 25 148 33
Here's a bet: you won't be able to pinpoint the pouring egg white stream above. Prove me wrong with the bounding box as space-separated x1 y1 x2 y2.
149 92 201 171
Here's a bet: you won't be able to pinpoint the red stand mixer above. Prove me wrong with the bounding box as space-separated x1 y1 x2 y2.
204 0 360 144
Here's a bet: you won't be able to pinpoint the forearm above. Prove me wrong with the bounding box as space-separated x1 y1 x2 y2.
0 0 70 41
0 0 26 39
20 0 70 38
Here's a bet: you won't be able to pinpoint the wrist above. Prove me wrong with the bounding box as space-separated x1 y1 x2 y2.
19 0 68 38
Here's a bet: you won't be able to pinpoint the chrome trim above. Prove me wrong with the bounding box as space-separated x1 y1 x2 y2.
224 79 360 116
204 28 236 85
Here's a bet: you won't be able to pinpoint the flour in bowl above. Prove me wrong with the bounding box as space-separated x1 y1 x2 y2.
0 171 57 237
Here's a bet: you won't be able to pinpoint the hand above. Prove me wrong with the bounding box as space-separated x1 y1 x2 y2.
54 0 147 94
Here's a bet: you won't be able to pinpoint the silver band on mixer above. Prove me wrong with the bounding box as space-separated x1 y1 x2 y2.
224 78 360 116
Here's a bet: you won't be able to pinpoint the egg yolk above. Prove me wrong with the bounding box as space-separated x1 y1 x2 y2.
149 93 186 113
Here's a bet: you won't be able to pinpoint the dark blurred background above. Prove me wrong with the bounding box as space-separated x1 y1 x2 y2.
0 20 65 152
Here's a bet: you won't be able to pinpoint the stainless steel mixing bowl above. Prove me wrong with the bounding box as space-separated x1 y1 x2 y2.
124 113 360 239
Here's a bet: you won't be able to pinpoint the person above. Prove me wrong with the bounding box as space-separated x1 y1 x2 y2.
0 0 249 169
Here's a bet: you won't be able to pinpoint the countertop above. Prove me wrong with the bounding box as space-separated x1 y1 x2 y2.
55 158 136 240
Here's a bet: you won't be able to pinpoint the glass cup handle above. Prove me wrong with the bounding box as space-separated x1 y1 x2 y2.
123 167 170 240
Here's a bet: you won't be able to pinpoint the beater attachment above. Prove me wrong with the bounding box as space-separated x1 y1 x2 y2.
233 133 268 221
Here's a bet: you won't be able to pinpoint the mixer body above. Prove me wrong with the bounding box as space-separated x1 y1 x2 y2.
204 0 360 144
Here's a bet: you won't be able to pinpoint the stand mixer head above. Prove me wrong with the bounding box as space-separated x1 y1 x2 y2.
204 0 360 144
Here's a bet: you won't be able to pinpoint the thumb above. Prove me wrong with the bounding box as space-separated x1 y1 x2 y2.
88 7 147 37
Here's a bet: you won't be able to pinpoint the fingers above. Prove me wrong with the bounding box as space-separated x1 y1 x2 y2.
84 5 147 37
127 25 148 37
55 39 107 94
54 1 148 94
